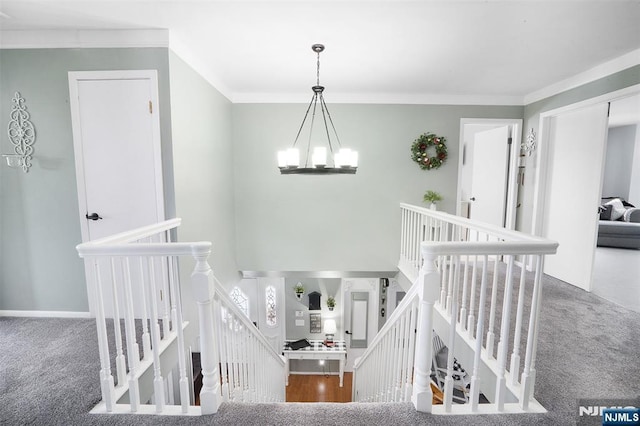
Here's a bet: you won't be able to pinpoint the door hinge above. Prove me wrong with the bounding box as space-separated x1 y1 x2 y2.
160 290 163 301
149 101 153 114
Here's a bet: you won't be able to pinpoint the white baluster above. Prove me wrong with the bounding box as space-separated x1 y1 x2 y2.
144 257 165 413
494 255 515 411
510 255 528 386
460 255 469 330
486 256 500 359
520 256 544 410
122 258 141 411
108 259 127 388
467 254 478 338
168 255 190 412
470 255 489 411
138 257 152 361
446 254 454 315
92 260 116 412
443 255 460 412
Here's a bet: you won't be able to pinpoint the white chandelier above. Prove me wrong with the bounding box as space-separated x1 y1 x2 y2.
277 44 358 175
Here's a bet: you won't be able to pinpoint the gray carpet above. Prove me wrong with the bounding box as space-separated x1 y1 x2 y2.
1 273 639 426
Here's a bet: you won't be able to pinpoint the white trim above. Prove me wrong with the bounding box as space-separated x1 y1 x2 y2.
0 310 91 318
231 92 523 106
68 70 166 316
524 48 640 105
456 118 522 231
0 29 169 49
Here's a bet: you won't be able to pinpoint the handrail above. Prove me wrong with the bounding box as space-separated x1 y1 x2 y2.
78 218 182 246
421 240 558 256
77 241 212 258
400 203 550 243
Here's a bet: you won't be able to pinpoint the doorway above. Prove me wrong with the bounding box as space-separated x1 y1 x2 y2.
532 84 640 292
457 119 522 230
342 278 379 371
68 70 165 317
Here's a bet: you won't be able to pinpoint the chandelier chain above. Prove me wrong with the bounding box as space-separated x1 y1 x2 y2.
317 50 321 86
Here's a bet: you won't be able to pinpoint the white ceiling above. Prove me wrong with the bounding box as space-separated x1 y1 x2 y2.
1 0 639 104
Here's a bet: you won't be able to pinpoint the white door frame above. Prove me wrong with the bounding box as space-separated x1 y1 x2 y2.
530 84 640 272
68 70 165 244
68 70 165 316
457 118 522 230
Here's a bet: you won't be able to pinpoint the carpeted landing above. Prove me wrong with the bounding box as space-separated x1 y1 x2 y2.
1 273 639 425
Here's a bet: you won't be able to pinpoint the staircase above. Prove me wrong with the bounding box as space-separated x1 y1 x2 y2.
76 203 557 417
352 204 558 414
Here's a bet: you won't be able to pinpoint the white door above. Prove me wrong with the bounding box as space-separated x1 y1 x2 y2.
469 125 511 227
342 278 378 371
69 70 165 316
541 103 609 291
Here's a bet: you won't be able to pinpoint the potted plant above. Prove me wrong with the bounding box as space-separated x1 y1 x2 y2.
423 190 442 210
326 296 336 311
294 282 304 299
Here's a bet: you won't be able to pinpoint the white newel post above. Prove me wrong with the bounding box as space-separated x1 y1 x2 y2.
190 245 222 415
411 249 440 413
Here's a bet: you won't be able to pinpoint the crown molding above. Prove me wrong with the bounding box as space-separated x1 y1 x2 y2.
231 91 524 106
524 48 640 105
0 29 169 49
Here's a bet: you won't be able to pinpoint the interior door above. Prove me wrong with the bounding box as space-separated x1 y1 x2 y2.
541 103 609 291
69 70 165 316
469 125 511 227
342 279 378 371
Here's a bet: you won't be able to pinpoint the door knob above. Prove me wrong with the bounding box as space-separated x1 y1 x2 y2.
470 197 476 201
86 212 103 221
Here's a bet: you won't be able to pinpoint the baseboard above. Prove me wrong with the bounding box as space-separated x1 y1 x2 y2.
0 310 92 319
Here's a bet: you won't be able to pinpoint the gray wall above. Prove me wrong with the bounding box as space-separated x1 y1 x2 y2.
284 278 342 341
168 52 241 334
0 48 175 312
518 65 640 234
232 103 522 272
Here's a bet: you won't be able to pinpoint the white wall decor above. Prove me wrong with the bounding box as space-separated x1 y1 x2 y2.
522 127 536 157
4 92 36 172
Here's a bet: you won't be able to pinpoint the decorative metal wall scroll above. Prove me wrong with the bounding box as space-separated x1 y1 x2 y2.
4 92 36 172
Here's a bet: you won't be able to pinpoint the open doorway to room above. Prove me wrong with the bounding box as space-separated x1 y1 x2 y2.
457 119 522 230
592 93 640 313
532 85 640 299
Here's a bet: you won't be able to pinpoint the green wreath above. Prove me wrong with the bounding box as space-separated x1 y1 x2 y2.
410 133 447 170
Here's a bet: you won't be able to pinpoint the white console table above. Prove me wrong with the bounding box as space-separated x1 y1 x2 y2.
283 340 347 387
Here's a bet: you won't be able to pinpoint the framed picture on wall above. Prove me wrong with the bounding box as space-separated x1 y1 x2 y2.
309 313 322 333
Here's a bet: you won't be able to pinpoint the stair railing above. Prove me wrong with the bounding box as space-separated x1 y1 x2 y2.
354 204 557 415
76 218 285 416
